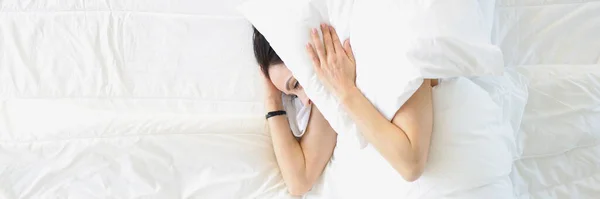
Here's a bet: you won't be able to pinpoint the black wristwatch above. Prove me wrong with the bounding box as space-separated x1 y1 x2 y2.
265 110 286 119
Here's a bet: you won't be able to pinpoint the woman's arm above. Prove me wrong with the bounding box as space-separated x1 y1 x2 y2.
265 100 337 195
306 24 433 181
339 80 433 181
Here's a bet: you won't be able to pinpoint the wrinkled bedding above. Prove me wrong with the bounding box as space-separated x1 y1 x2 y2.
496 0 600 198
0 0 291 198
0 0 598 198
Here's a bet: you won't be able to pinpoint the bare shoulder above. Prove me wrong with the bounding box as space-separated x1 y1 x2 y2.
430 79 439 87
391 79 434 124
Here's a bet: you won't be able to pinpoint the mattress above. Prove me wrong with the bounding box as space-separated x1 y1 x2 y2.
1 0 599 198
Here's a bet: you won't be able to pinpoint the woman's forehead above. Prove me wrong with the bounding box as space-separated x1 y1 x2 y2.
268 64 293 91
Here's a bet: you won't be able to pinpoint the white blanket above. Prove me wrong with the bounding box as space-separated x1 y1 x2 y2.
0 0 292 198
494 0 600 198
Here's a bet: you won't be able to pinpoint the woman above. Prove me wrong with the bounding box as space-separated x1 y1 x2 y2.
254 24 436 196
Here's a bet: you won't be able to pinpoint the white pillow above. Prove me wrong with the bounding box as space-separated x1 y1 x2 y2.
238 0 504 148
416 77 515 198
470 68 529 154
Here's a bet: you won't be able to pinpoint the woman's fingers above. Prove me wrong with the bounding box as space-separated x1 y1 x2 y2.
343 39 355 62
310 28 326 62
306 43 321 68
309 24 350 66
320 24 335 55
329 25 344 54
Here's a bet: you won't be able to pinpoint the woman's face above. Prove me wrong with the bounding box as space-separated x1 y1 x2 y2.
268 63 311 106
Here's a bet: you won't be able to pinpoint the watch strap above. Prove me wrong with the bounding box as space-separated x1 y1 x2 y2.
265 110 287 119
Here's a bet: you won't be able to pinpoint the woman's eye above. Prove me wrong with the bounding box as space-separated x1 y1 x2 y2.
293 81 300 89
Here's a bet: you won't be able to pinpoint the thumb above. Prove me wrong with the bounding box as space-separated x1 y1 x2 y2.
343 39 355 62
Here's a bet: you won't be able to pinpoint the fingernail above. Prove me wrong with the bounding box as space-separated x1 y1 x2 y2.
312 28 317 34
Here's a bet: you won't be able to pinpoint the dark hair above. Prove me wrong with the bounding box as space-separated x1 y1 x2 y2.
253 27 283 78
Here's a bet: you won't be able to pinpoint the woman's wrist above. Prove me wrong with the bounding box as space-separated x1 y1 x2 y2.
333 79 357 99
338 85 360 108
265 98 284 112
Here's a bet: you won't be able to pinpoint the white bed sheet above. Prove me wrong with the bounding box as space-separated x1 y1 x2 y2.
494 0 600 198
0 0 295 198
2 0 600 198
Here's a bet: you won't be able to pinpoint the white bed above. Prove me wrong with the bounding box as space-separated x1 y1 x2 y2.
0 0 290 198
494 0 600 198
0 0 598 198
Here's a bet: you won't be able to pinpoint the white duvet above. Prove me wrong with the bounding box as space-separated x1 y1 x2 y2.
0 0 290 198
494 0 600 198
1 0 599 198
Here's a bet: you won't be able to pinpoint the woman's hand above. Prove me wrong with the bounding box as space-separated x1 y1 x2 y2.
306 24 357 98
260 70 283 111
